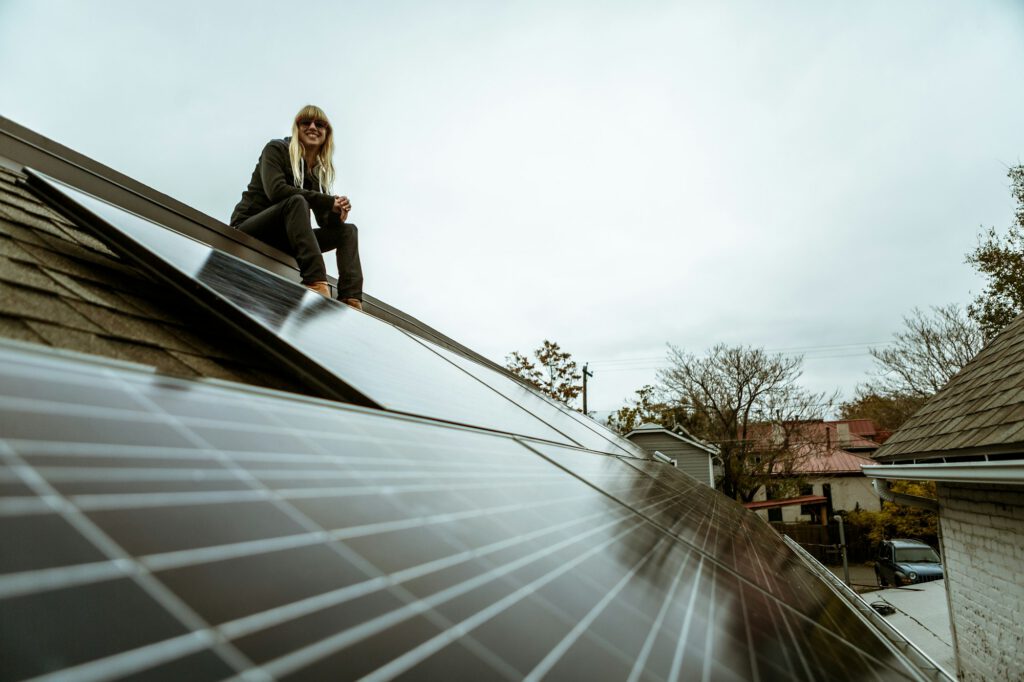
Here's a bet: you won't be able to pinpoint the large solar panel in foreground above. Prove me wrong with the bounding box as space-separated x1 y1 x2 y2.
0 341 929 680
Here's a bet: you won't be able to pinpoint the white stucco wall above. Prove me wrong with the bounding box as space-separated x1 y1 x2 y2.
936 482 1024 682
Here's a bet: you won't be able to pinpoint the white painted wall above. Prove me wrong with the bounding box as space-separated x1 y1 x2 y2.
936 482 1024 682
753 476 881 522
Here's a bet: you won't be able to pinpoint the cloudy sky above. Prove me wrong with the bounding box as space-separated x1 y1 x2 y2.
2 0 1023 414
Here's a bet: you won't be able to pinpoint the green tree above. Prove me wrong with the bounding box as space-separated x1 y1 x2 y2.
845 480 938 545
657 343 835 502
505 340 583 407
838 390 925 432
966 165 1024 339
605 384 697 435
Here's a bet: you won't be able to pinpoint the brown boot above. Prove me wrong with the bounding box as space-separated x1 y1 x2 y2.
306 281 331 297
342 298 363 311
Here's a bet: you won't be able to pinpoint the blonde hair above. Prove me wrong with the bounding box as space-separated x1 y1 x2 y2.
288 104 335 192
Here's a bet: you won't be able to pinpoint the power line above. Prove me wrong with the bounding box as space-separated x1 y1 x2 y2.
586 341 892 372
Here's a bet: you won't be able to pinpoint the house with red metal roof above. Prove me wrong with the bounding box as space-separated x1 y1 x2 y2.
749 419 884 523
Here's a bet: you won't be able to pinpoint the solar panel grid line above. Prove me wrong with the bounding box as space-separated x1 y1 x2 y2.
668 556 706 682
700 569 718 682
772 551 931 682
0 442 260 679
625 547 695 682
0 558 129 601
0 496 52 516
353 517 648 682
27 466 248 482
614 462 928 681
734 525 799 670
736 576 761 682
140 485 610 577
1 332 614 473
9 438 551 470
217 504 622 643
647 475 897 675
356 490 689 675
70 488 270 510
28 630 218 682
538 448 928 680
118 370 679 679
3 481 631 679
449 491 694 674
766 593 814 681
249 514 646 679
522 531 679 682
2 395 663 598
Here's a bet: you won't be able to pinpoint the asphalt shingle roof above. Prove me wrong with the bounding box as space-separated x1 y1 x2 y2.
875 313 1024 461
0 165 306 395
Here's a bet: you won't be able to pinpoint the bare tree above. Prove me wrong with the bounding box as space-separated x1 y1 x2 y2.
658 344 836 502
865 304 983 399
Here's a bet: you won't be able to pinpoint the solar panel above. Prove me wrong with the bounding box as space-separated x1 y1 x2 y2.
415 338 645 458
26 172 583 447
0 341 929 680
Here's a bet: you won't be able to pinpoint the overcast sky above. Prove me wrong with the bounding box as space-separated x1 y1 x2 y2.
2 0 1023 414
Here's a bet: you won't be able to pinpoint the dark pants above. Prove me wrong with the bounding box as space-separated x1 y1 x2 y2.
233 195 363 300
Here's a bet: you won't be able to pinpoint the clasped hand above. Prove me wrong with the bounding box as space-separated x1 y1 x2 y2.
332 195 352 220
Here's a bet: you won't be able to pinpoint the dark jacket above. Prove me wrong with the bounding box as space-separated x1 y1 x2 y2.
230 137 335 227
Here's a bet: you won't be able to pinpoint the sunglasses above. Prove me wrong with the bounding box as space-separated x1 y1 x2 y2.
297 118 330 131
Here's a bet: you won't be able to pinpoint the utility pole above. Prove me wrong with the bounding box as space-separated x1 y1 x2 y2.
582 363 594 415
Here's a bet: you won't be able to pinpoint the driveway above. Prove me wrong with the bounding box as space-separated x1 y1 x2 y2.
868 580 956 676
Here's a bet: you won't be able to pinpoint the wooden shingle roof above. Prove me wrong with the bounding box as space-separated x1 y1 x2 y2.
874 313 1024 462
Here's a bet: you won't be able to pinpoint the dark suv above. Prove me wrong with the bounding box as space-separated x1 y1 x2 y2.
875 539 943 587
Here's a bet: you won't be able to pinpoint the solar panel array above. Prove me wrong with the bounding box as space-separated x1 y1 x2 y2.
0 342 925 681
0 173 932 680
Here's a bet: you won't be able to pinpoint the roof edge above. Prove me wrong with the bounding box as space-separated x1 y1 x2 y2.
625 426 719 454
862 460 1024 485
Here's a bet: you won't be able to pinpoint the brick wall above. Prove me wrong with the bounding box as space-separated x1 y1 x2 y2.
936 482 1024 681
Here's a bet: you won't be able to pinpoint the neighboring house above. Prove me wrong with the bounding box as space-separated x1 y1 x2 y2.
0 116 948 680
863 313 1024 682
749 419 885 523
624 422 717 486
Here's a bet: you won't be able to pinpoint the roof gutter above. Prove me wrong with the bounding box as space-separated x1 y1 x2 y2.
862 460 1024 485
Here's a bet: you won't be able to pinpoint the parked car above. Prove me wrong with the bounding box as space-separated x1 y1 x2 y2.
875 539 943 587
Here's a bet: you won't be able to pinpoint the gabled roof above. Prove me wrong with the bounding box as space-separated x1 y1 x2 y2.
783 445 877 475
875 312 1024 462
624 422 719 455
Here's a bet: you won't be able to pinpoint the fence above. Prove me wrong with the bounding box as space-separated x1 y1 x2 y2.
769 521 874 564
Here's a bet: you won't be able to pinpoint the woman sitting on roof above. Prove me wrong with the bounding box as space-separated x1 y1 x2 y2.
230 104 363 310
